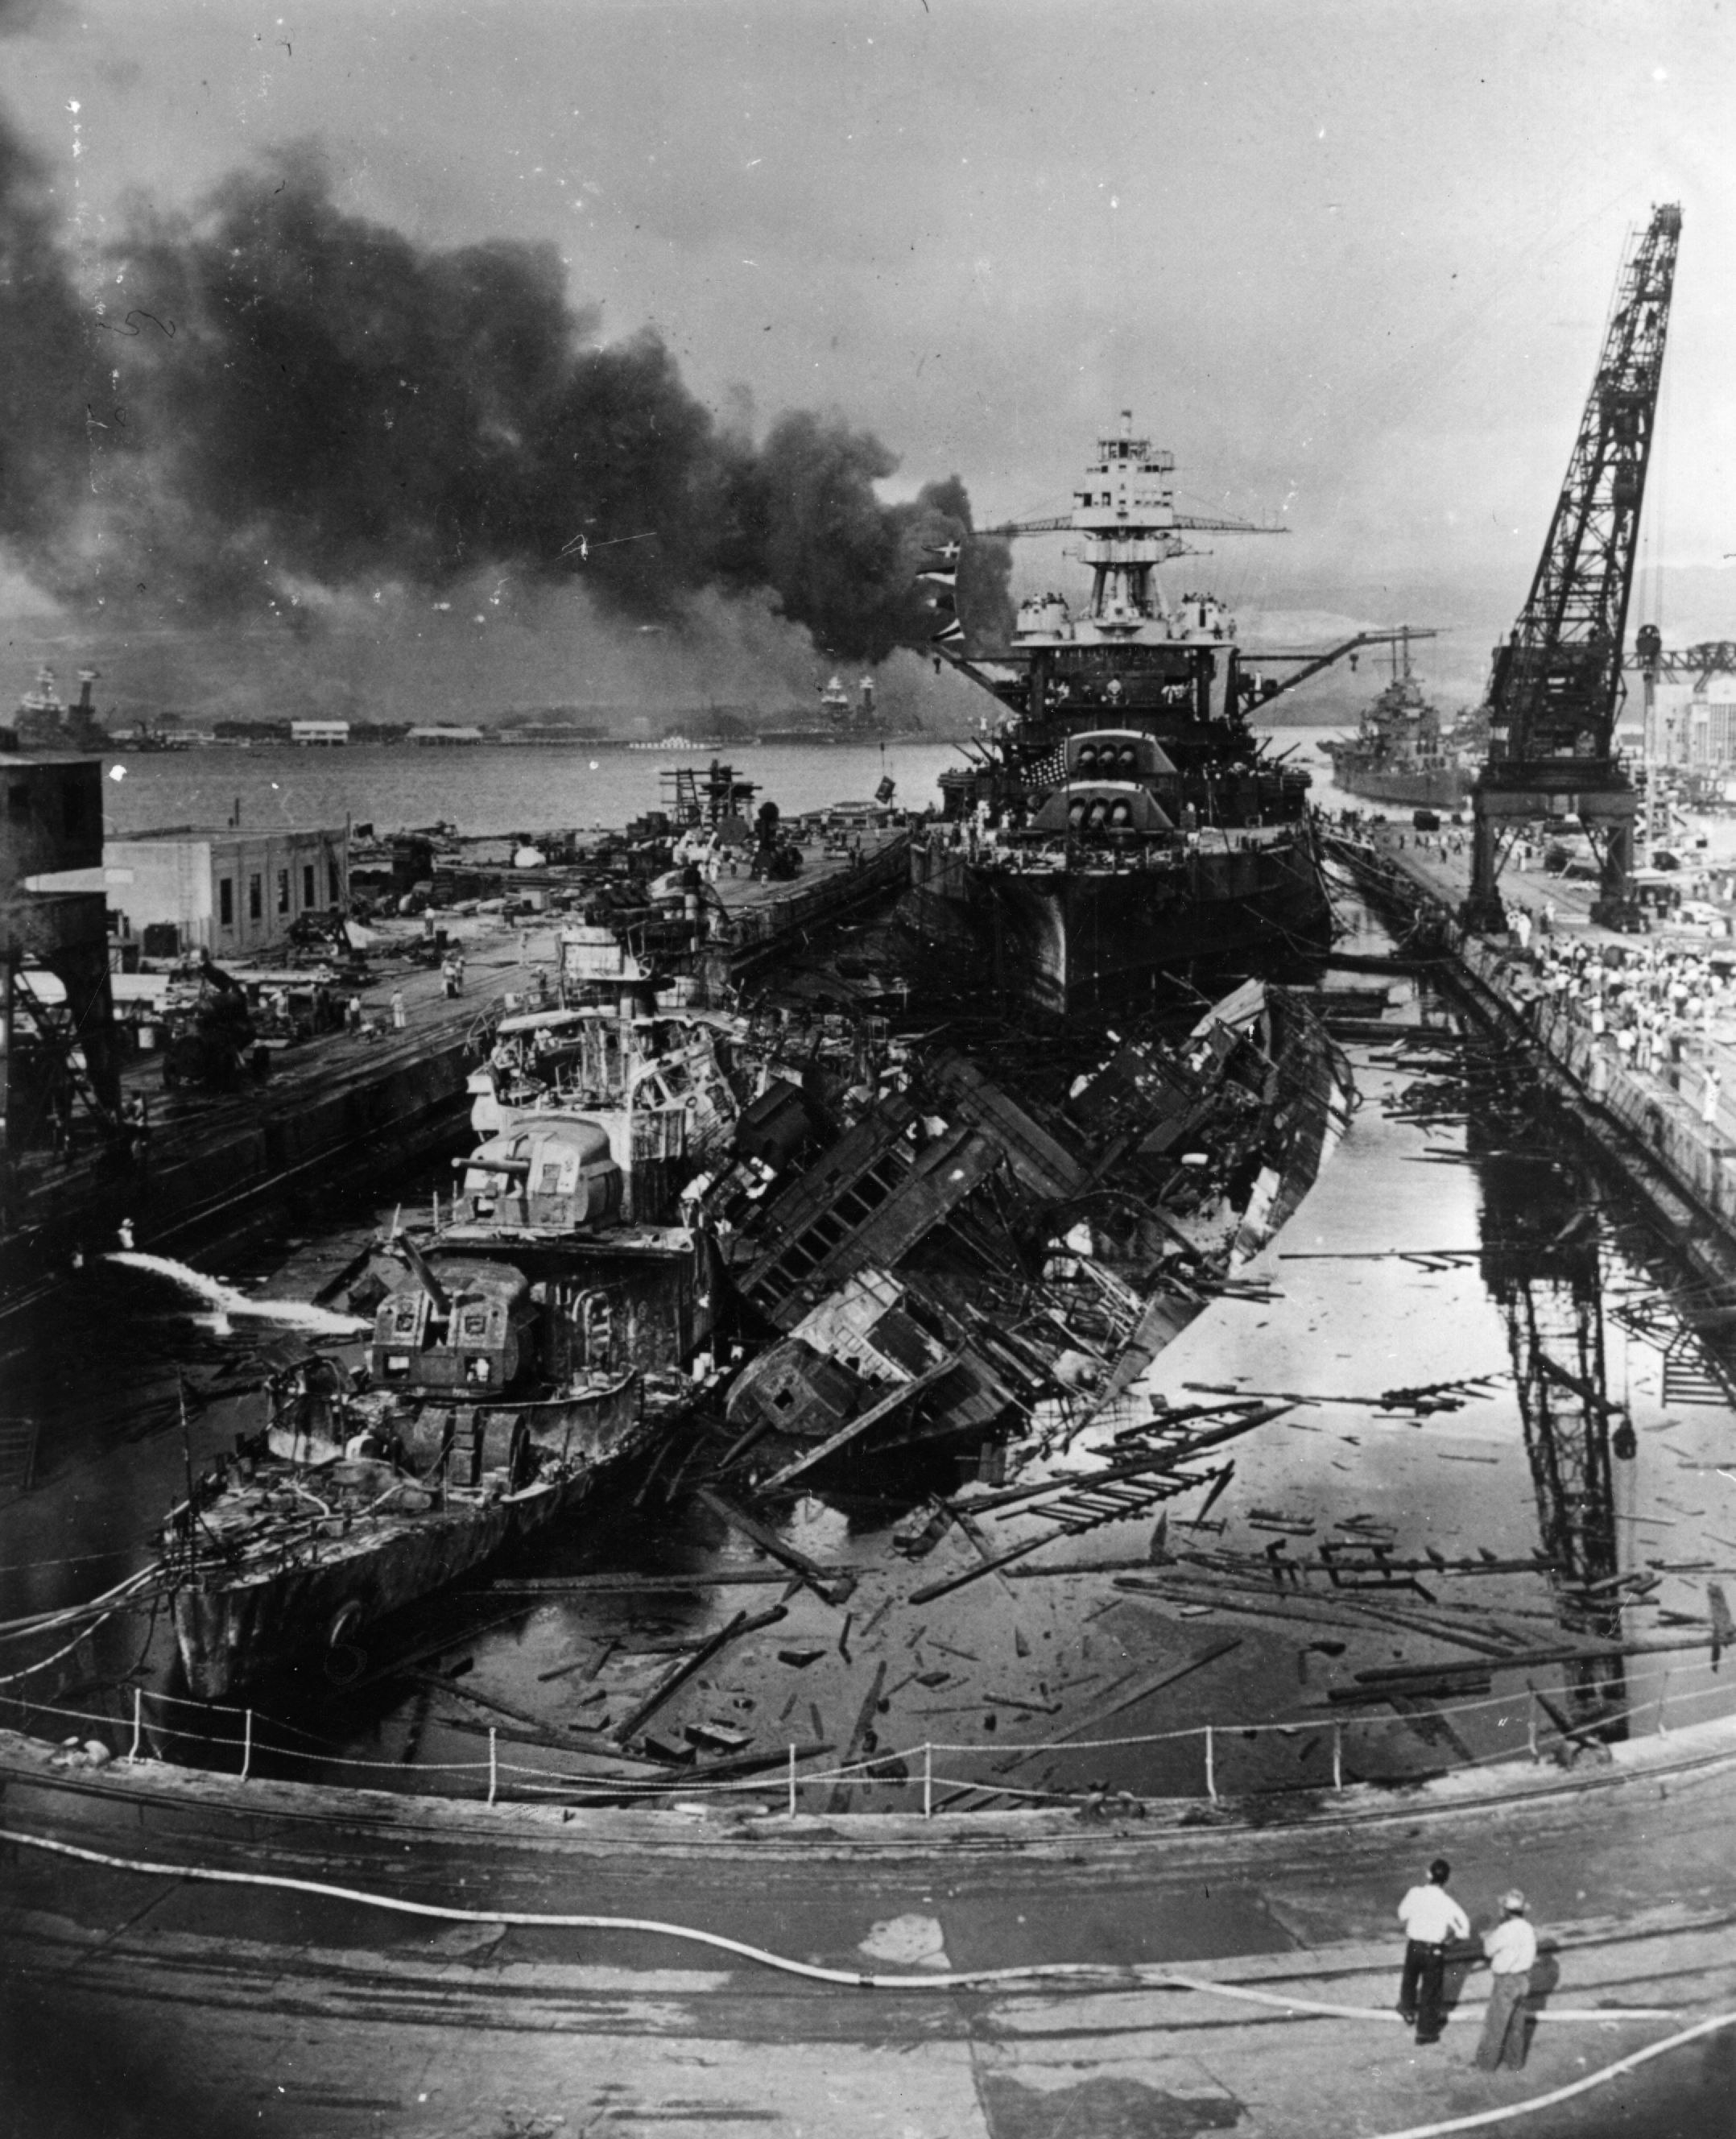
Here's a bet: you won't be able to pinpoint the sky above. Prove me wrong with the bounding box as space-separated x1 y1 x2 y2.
2 0 1734 714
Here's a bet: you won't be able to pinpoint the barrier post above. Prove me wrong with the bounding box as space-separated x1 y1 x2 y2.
1658 1669 1670 1736
240 1708 253 1783
1204 1726 1217 1806
787 1743 797 1819
488 1727 498 1806
1332 1723 1344 1792
1527 1692 1539 1761
923 1742 932 1819
128 1685 143 1764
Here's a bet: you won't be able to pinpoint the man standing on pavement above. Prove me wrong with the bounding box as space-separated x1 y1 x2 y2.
1397 1857 1471 2044
390 987 406 1031
1474 1890 1536 2071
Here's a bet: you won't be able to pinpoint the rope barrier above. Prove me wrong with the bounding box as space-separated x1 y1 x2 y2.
2 1658 1731 1799
0 1828 1704 2025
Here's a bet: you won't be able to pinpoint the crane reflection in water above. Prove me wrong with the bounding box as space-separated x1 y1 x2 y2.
1469 1072 1633 1737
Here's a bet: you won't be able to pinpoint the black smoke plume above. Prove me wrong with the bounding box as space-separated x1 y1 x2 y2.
2 137 1011 661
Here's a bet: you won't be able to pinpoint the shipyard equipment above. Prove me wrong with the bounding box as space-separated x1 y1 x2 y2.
1478 1138 1629 1731
1463 203 1682 933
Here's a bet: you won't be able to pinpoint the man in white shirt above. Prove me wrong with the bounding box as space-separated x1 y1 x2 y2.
1396 1857 1471 2044
1474 1890 1537 2071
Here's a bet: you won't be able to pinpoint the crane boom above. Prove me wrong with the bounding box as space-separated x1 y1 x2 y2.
1464 203 1681 934
1487 204 1680 766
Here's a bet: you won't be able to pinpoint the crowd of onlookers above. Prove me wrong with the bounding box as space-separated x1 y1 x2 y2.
1507 930 1730 1127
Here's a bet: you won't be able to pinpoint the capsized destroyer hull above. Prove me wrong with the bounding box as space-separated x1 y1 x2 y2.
905 824 1332 1020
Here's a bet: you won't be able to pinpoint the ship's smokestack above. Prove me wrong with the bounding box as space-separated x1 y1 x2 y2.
1120 409 1133 440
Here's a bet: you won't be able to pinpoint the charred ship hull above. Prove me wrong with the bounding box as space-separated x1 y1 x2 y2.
907 822 1330 1018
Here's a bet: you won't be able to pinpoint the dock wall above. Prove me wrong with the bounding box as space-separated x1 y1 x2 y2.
0 1020 478 1300
1329 836 1736 1278
714 830 911 979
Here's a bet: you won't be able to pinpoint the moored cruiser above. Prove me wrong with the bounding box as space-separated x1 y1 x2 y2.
1322 629 1485 809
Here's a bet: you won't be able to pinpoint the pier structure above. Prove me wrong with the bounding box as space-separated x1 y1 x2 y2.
1333 821 1736 1280
0 824 915 1309
1 1707 1732 2137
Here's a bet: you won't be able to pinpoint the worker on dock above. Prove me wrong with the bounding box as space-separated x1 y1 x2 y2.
1473 1890 1536 2071
390 988 407 1031
1396 1856 1470 2045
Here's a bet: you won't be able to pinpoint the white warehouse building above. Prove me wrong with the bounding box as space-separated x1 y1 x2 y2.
104 823 349 955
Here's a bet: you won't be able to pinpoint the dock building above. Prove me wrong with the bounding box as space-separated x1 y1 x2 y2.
1 748 122 1157
104 823 349 957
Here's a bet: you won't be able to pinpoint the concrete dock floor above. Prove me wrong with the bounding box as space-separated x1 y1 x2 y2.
3 1712 1734 2138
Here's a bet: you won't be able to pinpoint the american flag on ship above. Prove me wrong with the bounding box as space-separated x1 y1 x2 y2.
1024 743 1068 788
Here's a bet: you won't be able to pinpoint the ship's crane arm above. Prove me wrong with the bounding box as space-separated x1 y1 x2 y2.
1248 628 1439 705
978 512 1285 539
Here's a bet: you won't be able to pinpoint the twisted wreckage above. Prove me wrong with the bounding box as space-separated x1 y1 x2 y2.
167 978 1353 1698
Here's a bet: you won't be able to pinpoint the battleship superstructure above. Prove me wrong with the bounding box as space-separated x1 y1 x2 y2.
907 414 1330 1017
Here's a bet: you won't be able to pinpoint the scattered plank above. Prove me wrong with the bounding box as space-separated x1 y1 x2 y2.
489 1566 850 1595
693 1487 859 1606
612 1605 785 1745
827 1660 890 1814
998 1638 1242 1766
907 1537 1049 1603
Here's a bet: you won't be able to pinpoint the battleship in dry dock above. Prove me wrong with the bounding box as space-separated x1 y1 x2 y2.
905 414 1333 1019
1321 629 1486 809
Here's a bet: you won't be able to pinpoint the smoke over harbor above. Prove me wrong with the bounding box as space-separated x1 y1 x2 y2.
0 125 1011 718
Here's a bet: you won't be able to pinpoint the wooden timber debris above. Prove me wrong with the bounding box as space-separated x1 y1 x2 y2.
756 1352 966 1491
907 1537 1050 1602
612 1604 785 1745
694 1487 858 1605
407 1669 573 1735
1709 1582 1734 1665
536 1638 616 1685
997 1636 1242 1767
827 1659 891 1813
487 1566 850 1594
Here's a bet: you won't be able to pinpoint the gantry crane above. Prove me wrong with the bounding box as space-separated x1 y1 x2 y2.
1462 203 1682 933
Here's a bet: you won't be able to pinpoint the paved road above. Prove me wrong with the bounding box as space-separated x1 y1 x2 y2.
3 1718 1734 2138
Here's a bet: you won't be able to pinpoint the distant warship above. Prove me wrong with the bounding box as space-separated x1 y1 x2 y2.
7 667 108 754
1322 631 1484 808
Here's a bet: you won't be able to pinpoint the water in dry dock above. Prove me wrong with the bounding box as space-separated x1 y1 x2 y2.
5 889 1735 1810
